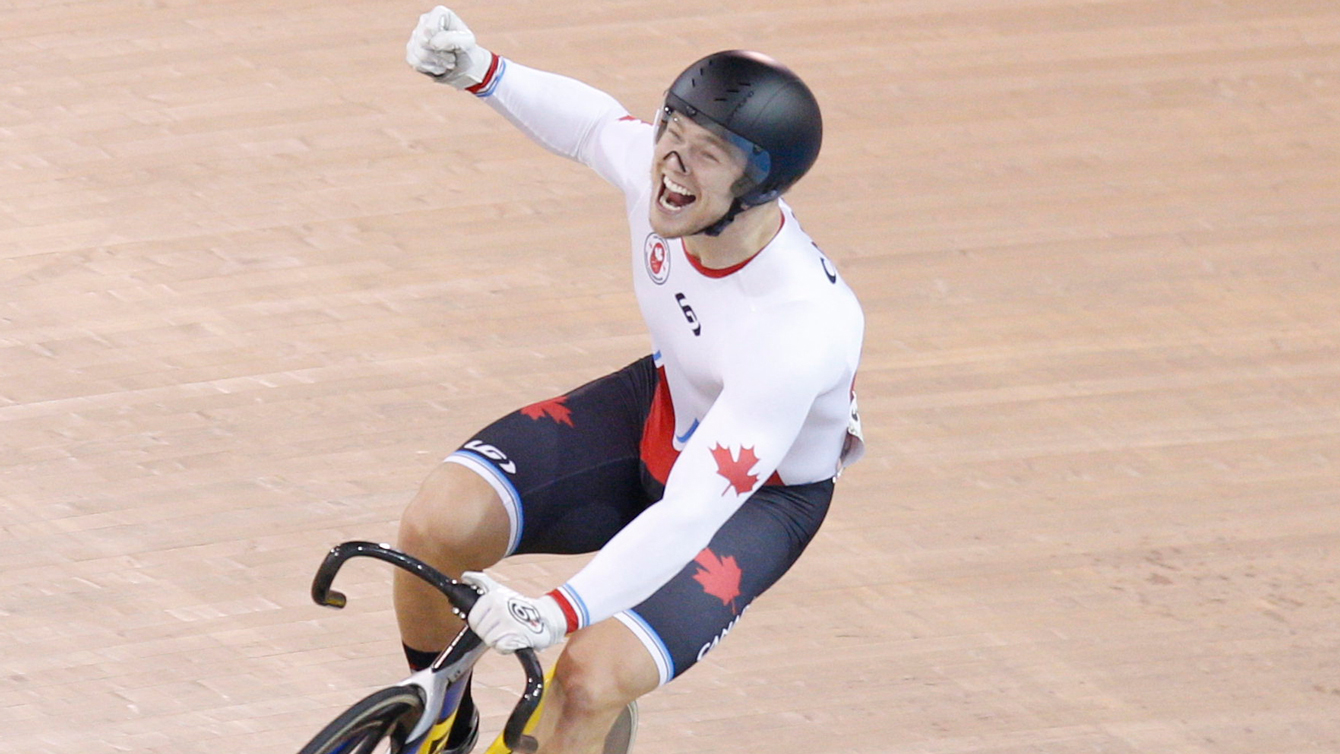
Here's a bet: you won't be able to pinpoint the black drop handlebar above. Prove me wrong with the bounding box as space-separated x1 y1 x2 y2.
310 540 544 754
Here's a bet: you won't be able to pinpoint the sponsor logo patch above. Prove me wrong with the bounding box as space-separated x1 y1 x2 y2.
675 292 701 336
463 439 516 474
507 598 545 634
644 234 671 284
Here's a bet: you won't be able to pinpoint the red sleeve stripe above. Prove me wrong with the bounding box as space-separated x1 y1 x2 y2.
466 53 505 97
547 585 585 633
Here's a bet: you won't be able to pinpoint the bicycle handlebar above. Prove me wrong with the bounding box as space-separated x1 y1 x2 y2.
310 540 543 754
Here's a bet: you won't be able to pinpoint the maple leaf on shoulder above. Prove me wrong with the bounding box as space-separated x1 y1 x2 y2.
692 547 743 612
710 443 761 496
520 395 574 426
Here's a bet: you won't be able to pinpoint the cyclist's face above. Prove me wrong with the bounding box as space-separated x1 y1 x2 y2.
649 113 748 239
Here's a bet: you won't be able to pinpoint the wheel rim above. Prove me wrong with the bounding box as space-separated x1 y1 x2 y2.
300 687 424 754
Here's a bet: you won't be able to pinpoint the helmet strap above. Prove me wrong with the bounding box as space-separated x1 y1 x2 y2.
702 197 747 238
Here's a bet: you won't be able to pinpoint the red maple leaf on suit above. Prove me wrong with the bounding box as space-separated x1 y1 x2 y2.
710 444 760 495
520 396 574 426
649 242 666 275
692 548 743 613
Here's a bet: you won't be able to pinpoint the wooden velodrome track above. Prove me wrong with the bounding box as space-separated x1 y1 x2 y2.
3 1 1338 752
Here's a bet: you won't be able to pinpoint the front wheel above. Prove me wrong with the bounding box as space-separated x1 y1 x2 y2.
298 686 426 754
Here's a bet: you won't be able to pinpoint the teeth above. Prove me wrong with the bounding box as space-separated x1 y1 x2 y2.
662 175 695 197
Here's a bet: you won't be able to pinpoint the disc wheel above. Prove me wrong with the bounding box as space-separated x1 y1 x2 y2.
298 686 426 754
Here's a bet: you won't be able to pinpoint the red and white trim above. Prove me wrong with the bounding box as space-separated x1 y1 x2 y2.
614 611 675 686
466 53 506 97
546 584 588 634
679 212 785 279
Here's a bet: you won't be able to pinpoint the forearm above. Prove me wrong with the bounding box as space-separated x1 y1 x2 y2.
479 57 630 165
551 384 810 629
548 321 845 630
557 483 739 628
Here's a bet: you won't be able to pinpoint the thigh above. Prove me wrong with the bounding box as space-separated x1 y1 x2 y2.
445 355 659 557
613 479 835 686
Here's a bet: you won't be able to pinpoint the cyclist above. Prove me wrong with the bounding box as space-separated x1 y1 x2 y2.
398 7 865 753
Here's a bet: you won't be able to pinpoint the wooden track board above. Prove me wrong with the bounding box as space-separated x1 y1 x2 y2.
3 1 1338 752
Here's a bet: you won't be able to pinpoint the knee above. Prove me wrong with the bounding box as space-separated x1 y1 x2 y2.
397 462 508 571
553 633 651 720
554 659 630 721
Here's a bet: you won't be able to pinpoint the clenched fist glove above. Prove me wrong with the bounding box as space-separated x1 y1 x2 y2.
405 6 496 89
462 572 568 653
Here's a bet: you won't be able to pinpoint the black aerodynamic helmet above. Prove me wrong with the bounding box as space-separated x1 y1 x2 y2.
657 50 823 235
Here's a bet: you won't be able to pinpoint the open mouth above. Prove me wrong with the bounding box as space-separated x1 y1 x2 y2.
657 174 697 212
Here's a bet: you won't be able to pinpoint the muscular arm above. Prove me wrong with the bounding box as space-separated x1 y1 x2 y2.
551 312 843 629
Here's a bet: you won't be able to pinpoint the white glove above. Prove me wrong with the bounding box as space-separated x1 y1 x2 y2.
405 6 495 89
462 572 568 653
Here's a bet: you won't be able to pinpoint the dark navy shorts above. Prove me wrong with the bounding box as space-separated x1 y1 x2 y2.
443 355 833 685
